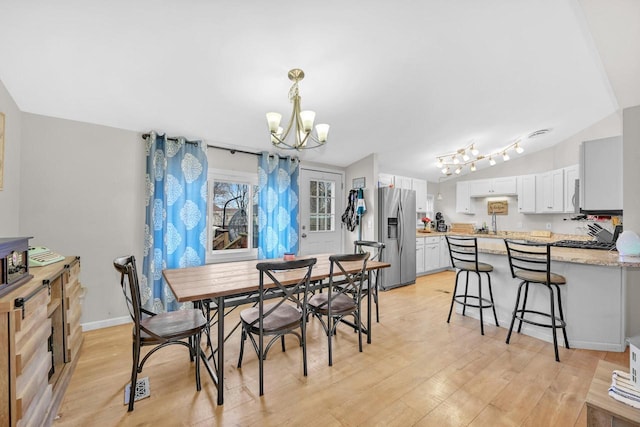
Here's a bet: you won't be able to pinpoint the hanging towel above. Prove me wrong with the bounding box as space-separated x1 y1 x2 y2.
341 189 359 232
609 370 640 409
356 188 366 216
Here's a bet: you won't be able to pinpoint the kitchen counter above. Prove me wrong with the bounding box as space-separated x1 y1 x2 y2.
416 230 640 268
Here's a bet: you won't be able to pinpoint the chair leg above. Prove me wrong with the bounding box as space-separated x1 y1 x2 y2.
486 272 499 327
301 317 308 377
548 285 560 362
462 271 470 316
237 328 246 368
554 284 570 349
259 331 264 396
328 317 334 367
194 331 202 391
517 282 530 333
374 283 380 323
356 311 363 353
281 335 286 352
128 340 140 412
447 270 462 323
476 272 484 335
506 281 525 344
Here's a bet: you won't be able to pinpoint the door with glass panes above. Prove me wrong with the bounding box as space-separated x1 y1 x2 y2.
299 169 344 256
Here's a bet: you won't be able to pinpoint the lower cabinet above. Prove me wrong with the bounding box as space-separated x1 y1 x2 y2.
1 257 83 427
417 236 451 275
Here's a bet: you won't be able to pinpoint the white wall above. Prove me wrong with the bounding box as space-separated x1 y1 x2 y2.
344 153 378 249
435 112 622 234
0 79 22 235
19 113 144 327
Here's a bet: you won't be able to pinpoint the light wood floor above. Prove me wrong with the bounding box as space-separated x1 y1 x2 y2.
54 271 629 426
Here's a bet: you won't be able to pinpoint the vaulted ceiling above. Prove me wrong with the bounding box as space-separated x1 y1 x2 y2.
1 0 638 181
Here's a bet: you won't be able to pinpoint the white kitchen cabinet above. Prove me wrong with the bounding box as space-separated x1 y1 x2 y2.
416 237 425 274
517 174 536 213
536 169 564 213
424 240 440 272
469 177 517 197
413 178 428 212
396 175 413 190
378 173 394 188
456 181 474 214
563 164 579 213
580 136 623 212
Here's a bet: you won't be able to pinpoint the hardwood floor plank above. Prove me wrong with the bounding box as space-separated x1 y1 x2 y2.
54 271 630 427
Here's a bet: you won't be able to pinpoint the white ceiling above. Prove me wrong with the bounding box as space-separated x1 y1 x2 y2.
1 0 638 182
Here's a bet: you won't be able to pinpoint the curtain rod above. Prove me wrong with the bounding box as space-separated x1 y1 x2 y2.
141 133 297 160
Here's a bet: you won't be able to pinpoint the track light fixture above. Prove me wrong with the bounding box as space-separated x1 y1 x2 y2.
435 137 530 175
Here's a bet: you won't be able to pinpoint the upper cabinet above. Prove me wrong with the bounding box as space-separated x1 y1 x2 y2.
469 177 517 197
456 181 474 214
563 164 579 213
536 169 564 213
412 178 428 212
517 174 536 213
580 136 623 212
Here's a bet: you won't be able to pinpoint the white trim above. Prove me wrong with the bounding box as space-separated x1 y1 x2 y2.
82 316 131 332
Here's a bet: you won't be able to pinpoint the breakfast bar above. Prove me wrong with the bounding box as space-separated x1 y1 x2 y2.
439 232 640 352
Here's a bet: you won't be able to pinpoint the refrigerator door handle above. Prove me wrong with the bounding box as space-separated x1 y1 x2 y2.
398 201 404 256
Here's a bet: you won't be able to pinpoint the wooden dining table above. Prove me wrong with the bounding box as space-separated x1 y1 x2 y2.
162 253 390 405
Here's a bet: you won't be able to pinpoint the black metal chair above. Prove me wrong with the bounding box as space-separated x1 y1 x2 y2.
113 255 208 411
353 240 385 323
445 236 499 335
504 240 570 362
307 252 369 366
237 257 317 396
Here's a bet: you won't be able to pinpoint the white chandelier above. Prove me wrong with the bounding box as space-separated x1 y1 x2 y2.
266 68 330 150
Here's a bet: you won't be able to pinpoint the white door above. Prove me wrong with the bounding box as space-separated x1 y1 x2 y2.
299 168 344 256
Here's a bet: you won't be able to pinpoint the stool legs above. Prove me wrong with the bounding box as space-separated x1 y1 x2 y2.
506 280 569 362
447 270 463 323
447 269 498 336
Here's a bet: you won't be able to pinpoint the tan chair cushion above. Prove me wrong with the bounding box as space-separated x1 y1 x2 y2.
240 303 302 332
514 269 566 284
139 309 207 341
308 293 356 315
454 261 493 272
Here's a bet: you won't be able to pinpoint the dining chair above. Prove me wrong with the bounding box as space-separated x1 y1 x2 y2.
307 252 369 366
237 257 317 396
113 255 208 411
445 236 499 335
504 239 570 361
353 240 385 322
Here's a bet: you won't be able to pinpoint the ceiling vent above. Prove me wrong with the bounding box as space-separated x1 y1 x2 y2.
527 128 552 139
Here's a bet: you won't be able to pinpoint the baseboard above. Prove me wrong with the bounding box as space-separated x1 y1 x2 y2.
81 316 131 331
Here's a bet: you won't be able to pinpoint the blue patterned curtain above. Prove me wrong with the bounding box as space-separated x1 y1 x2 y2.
142 132 208 312
257 152 300 259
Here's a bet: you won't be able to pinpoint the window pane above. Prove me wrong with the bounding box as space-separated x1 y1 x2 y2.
318 181 325 197
326 183 333 198
327 215 333 230
212 181 249 251
310 181 317 197
310 197 317 213
310 216 317 231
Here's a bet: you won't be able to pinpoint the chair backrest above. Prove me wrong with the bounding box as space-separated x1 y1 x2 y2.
503 239 552 282
113 255 146 331
254 257 317 326
445 236 480 270
354 240 385 262
327 252 370 304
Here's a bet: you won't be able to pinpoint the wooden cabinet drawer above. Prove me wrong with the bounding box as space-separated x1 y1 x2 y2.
15 343 51 421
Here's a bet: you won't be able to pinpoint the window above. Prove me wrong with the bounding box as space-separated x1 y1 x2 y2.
309 179 335 232
207 170 258 262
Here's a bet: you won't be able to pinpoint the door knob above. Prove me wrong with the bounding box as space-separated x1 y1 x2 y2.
301 233 307 238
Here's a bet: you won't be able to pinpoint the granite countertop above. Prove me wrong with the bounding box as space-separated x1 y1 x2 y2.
415 229 640 268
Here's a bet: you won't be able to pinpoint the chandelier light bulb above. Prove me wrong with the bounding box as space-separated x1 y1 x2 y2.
300 110 316 132
502 151 510 161
489 156 496 166
315 124 330 143
470 144 479 156
266 112 282 133
470 162 476 172
515 143 524 154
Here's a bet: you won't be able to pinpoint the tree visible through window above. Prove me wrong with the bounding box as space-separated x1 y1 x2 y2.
309 179 335 232
211 181 253 251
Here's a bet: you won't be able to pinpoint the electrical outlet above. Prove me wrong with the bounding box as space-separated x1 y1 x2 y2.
546 223 552 230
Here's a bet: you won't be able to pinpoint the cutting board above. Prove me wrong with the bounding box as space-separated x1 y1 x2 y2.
450 223 475 234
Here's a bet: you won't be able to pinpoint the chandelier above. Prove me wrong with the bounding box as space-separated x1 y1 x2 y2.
266 68 330 150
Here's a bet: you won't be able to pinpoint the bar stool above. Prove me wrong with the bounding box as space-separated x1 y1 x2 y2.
504 239 570 362
445 236 499 335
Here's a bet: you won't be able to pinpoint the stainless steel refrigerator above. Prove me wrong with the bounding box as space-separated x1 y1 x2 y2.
378 187 416 290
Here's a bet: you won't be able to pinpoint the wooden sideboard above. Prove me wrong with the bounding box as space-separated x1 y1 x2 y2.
0 256 83 427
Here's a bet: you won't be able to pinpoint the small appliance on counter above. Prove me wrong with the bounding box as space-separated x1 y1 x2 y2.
435 212 448 232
